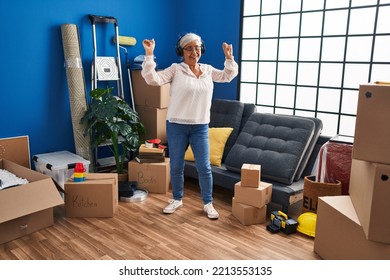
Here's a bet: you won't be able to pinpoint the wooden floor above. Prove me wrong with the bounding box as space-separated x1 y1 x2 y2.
0 178 321 260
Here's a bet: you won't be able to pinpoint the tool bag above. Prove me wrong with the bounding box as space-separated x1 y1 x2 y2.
302 175 342 213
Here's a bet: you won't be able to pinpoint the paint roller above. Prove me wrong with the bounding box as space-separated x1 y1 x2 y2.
113 35 137 46
113 35 137 111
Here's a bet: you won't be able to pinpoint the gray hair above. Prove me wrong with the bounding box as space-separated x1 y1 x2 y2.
179 33 202 48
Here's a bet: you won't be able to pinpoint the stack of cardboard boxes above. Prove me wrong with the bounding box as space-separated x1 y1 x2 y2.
314 83 390 259
232 164 272 225
131 70 170 144
128 70 171 195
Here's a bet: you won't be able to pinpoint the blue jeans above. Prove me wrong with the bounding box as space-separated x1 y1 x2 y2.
166 121 213 204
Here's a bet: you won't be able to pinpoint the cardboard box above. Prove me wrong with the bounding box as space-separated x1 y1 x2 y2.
132 70 170 108
241 163 261 187
314 196 390 259
136 105 167 143
234 181 272 208
232 197 267 225
353 83 390 164
128 158 170 194
349 159 390 244
0 159 64 244
0 135 31 168
64 173 118 218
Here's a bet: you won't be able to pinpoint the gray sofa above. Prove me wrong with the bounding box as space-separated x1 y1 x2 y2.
184 99 327 213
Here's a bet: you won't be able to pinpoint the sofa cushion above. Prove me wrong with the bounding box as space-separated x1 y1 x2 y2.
224 113 316 185
209 99 244 161
184 127 233 167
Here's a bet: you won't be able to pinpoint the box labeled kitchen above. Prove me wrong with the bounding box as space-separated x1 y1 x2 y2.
64 173 118 218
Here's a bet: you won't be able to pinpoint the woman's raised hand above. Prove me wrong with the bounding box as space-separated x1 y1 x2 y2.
143 39 155 56
222 42 233 60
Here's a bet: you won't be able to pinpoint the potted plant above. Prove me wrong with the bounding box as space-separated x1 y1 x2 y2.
81 87 145 176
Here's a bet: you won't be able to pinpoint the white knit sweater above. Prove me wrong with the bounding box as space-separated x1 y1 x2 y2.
141 55 238 124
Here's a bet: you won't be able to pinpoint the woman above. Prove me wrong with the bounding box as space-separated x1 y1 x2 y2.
141 33 238 219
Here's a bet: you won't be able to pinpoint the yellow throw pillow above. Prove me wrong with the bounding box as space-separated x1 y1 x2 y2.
184 127 233 167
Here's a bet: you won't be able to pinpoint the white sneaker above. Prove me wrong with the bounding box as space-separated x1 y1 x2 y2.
203 202 219 219
163 199 183 214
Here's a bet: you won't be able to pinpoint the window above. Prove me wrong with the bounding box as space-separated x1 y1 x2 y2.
239 0 390 137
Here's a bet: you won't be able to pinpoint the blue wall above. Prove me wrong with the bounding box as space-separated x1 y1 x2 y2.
179 0 242 100
0 0 241 159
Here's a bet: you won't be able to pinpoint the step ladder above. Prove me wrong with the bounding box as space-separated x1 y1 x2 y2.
88 14 126 171
89 14 124 98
